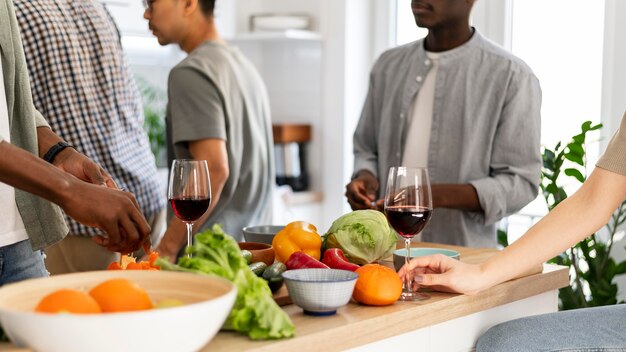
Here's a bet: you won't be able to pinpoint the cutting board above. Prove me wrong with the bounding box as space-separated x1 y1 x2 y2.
271 241 519 307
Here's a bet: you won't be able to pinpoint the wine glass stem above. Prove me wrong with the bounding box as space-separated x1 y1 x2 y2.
186 222 194 258
404 238 412 293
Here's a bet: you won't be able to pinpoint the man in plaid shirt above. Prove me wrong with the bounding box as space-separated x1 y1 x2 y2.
13 0 166 273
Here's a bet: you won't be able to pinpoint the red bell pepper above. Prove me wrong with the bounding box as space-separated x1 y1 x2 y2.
285 251 330 270
322 248 360 272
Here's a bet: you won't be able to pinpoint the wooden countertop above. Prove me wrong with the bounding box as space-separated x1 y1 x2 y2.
204 242 569 351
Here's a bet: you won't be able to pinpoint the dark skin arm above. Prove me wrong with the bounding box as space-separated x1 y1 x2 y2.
0 134 150 253
345 169 482 212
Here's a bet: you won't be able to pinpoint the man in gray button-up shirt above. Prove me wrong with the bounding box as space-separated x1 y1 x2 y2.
346 0 541 247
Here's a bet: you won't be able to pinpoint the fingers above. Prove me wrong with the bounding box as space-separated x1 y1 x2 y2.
345 181 377 210
101 167 119 189
82 161 107 186
121 189 141 211
117 217 141 253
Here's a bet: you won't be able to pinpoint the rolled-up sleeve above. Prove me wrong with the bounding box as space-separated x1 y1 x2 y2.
469 70 543 225
33 108 50 129
597 111 626 176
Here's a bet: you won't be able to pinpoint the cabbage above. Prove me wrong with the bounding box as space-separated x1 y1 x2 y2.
323 210 396 265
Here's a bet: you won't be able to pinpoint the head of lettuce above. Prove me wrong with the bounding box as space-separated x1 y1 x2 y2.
322 210 397 265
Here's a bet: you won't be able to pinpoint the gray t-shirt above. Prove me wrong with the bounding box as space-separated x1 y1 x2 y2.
166 41 274 240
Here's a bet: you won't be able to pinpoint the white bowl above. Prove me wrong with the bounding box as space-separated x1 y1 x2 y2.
242 225 284 245
0 270 236 352
393 247 461 271
282 269 358 316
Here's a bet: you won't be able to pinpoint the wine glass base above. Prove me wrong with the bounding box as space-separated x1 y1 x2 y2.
399 291 429 301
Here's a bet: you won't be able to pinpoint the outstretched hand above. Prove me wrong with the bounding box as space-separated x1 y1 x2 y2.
398 254 491 295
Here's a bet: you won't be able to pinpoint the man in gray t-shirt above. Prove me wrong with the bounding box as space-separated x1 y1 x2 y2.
144 0 273 258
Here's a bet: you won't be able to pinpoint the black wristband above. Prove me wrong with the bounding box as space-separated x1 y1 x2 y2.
43 141 74 164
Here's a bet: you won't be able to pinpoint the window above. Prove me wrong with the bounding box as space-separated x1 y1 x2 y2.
510 0 605 154
395 0 427 46
506 0 606 241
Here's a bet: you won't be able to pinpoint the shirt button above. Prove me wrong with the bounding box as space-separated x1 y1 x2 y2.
425 59 431 66
396 152 401 158
416 76 423 82
400 113 405 119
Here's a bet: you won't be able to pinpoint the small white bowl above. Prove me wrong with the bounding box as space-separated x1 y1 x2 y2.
0 270 236 352
282 269 358 316
393 247 461 271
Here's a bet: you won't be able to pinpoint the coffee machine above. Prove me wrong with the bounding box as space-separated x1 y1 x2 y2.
272 124 311 192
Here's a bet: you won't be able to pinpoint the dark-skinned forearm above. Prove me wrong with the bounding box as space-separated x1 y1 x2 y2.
0 141 74 206
431 184 482 211
36 127 66 158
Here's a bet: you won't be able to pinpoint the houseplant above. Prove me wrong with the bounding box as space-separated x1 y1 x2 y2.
136 76 167 168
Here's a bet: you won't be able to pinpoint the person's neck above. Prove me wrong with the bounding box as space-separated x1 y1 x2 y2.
180 17 224 54
424 24 473 52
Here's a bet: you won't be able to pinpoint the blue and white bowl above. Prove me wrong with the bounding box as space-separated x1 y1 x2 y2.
282 269 358 316
393 247 461 271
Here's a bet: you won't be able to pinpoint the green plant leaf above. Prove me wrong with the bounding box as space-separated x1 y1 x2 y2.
616 261 626 275
566 143 585 157
564 153 584 166
564 168 585 183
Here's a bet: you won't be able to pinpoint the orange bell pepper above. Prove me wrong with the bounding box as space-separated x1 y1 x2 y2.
272 221 322 263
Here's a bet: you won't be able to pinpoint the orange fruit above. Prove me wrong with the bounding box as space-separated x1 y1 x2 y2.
352 264 402 306
89 278 153 312
35 289 102 314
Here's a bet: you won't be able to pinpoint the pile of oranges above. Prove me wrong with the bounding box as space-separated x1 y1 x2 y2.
35 278 154 314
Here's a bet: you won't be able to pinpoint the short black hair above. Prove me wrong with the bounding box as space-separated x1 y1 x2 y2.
198 0 216 16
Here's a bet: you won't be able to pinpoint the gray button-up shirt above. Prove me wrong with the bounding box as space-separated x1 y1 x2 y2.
353 30 542 247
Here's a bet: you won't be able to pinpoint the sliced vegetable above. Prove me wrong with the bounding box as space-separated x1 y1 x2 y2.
285 251 330 270
107 253 160 271
322 248 360 271
249 262 268 276
272 221 322 263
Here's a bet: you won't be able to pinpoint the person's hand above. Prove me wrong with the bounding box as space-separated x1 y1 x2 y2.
53 148 118 188
59 180 150 253
398 254 491 295
345 170 380 210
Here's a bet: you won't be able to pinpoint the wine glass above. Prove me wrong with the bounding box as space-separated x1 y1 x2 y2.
167 159 211 256
384 166 433 301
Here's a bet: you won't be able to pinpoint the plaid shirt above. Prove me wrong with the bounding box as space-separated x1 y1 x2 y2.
13 0 164 236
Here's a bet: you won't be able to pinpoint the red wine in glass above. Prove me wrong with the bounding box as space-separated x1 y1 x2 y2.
168 159 211 256
384 166 432 301
385 206 432 238
169 197 211 222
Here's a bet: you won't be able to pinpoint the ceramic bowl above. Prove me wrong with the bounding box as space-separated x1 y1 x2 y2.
282 269 358 316
0 270 236 352
393 247 461 271
238 242 275 266
242 225 284 245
